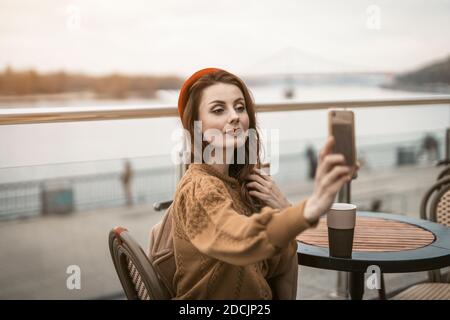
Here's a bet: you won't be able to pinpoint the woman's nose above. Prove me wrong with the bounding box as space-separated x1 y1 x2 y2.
229 108 239 123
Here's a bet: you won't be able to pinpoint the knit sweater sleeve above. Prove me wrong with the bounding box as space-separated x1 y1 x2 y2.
176 176 315 266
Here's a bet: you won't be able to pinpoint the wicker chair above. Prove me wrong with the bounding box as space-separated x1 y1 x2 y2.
437 165 450 181
421 176 450 228
391 177 450 300
109 226 171 300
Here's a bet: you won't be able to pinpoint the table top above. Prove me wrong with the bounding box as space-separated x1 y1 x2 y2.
298 216 435 252
296 211 450 273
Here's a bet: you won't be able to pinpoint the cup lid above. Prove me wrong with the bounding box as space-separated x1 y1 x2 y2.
331 203 357 211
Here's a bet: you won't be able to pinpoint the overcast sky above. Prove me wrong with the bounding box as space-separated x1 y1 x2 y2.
1 0 449 77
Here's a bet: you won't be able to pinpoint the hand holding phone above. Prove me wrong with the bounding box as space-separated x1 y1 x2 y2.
303 136 354 224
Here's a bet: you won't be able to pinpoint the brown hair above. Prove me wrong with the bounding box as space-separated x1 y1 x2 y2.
181 70 265 212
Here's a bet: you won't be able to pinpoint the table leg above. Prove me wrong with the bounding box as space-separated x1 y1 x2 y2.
378 273 386 300
349 272 364 300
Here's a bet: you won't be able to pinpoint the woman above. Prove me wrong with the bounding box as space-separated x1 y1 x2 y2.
171 67 357 299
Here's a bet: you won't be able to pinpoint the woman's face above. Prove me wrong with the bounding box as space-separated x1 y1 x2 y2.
198 82 250 150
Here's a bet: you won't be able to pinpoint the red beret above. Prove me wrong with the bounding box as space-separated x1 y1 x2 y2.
177 67 223 119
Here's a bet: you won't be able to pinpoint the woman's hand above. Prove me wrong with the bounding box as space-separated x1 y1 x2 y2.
246 167 292 210
303 136 359 224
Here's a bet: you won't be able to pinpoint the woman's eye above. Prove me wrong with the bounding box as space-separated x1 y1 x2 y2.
212 108 223 114
236 105 246 112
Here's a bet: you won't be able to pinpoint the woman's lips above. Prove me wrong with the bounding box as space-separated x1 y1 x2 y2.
225 128 242 136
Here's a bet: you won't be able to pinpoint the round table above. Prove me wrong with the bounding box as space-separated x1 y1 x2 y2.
296 211 450 300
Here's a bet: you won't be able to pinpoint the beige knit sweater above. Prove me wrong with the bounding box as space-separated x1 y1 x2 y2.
171 163 316 300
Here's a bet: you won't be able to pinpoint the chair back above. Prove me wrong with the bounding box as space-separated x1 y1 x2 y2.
109 226 171 299
420 176 450 282
421 176 450 227
437 165 450 181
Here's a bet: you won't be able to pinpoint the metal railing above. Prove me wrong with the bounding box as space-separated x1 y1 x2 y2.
1 96 449 125
0 163 176 219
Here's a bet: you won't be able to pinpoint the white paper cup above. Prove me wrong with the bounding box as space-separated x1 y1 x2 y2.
327 203 357 258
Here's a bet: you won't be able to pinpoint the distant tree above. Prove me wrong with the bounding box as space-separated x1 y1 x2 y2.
0 67 183 99
396 55 450 85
